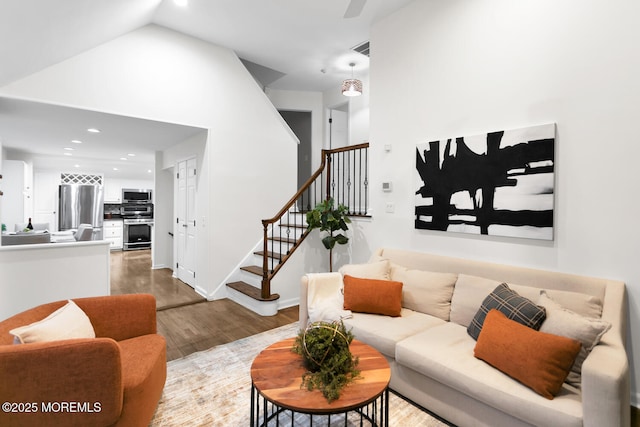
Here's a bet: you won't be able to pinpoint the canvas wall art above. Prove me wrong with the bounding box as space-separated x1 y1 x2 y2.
415 123 555 240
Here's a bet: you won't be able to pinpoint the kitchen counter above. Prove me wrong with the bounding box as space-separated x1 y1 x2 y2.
0 240 110 320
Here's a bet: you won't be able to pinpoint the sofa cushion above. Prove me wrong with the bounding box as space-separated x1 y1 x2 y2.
343 275 403 317
343 309 444 358
339 259 391 280
9 300 96 344
537 290 611 387
467 283 546 340
395 322 584 426
474 309 581 399
390 264 457 321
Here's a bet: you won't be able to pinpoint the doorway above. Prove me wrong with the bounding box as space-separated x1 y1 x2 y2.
175 157 197 288
328 104 349 150
279 110 312 189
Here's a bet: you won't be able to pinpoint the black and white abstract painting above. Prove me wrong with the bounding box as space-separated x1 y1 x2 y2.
415 123 555 240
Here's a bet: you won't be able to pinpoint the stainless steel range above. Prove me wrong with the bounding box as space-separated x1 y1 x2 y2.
121 204 153 251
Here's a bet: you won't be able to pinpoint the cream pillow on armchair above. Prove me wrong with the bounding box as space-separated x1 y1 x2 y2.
10 300 96 344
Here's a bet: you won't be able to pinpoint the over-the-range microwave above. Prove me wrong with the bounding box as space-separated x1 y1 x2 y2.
122 188 152 204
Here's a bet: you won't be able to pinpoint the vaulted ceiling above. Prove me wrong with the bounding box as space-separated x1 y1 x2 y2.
0 0 414 179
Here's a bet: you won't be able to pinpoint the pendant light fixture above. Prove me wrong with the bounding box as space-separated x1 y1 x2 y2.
341 63 362 97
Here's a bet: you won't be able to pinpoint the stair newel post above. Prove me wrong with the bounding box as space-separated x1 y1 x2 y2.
325 149 332 201
261 220 270 300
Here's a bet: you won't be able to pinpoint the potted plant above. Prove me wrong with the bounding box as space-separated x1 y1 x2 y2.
306 198 351 272
292 320 360 403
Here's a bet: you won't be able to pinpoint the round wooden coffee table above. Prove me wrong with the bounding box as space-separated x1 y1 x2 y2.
250 337 391 426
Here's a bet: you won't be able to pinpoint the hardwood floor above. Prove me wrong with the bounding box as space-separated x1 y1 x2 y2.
110 249 299 361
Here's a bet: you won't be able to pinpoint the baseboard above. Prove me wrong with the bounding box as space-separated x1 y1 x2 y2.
277 296 299 311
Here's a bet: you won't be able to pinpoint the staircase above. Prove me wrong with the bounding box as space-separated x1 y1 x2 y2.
226 143 369 315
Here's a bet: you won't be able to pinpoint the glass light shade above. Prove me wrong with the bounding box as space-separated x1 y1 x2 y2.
341 78 363 97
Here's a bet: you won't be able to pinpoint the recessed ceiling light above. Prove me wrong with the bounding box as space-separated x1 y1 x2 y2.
64 147 74 151
120 157 128 161
127 153 136 157
74 164 80 168
113 167 119 171
175 0 188 6
71 140 82 144
64 152 72 156
87 128 101 133
147 169 152 173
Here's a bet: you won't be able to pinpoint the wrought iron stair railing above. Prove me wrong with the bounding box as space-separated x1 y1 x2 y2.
226 143 369 302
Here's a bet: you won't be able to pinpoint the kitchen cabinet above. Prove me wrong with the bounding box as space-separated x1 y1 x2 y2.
104 219 123 250
104 180 122 203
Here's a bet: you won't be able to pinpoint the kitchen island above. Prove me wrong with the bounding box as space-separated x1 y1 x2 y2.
0 240 110 320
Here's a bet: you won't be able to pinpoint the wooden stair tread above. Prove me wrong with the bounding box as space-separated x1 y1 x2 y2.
268 236 297 244
279 223 307 229
227 281 279 302
254 251 283 261
240 265 264 276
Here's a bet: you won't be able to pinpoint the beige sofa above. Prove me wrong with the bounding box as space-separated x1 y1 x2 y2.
299 248 629 427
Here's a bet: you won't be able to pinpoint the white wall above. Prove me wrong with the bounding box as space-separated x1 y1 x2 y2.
363 0 640 405
0 140 4 231
0 24 298 302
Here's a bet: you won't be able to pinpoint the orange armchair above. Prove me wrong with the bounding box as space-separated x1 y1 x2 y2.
0 294 166 427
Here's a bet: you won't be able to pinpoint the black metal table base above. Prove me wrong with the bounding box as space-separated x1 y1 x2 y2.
250 384 389 427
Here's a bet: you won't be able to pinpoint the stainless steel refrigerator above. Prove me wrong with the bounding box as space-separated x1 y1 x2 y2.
58 184 104 240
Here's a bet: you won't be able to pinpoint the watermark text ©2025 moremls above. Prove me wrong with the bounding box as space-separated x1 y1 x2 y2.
2 401 102 413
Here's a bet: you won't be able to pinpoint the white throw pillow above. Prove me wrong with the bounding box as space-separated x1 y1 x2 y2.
339 259 391 280
449 274 502 327
539 288 603 319
10 300 96 344
537 290 611 387
390 264 457 321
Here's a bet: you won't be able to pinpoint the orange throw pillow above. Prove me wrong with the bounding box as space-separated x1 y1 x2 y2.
343 275 403 317
474 309 581 399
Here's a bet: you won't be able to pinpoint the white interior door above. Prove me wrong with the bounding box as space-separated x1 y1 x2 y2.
176 158 197 288
33 172 59 231
330 108 349 149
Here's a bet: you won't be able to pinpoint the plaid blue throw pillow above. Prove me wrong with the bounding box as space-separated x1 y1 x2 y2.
467 283 546 340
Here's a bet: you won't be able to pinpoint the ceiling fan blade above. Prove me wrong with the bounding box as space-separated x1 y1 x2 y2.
343 0 367 18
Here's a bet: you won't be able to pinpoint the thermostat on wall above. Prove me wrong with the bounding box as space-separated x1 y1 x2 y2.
382 182 392 192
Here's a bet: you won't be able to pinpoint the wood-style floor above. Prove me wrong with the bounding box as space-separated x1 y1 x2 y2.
110 249 299 361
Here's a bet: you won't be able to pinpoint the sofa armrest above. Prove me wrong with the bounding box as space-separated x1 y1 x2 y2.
74 294 157 341
581 341 630 427
0 338 122 426
582 280 630 427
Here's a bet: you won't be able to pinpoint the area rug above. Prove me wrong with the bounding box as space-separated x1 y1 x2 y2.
150 323 449 426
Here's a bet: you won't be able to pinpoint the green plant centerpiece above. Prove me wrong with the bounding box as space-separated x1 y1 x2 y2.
292 320 360 403
306 198 351 272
